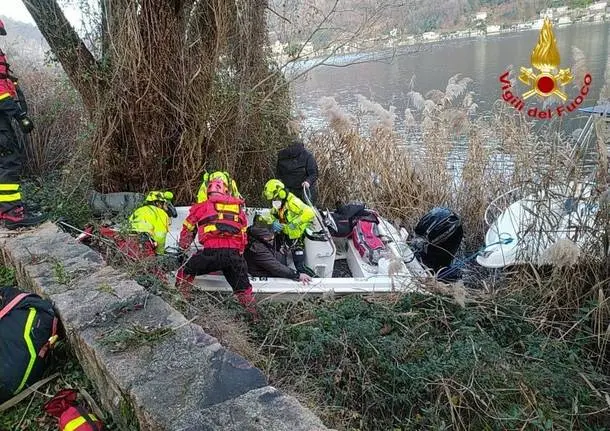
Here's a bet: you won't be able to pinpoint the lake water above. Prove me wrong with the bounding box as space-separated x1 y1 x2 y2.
291 22 610 135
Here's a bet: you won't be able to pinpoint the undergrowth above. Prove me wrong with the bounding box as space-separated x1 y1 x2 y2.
252 293 610 431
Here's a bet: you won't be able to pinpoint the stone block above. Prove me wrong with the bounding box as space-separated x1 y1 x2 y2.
176 386 332 431
0 222 332 431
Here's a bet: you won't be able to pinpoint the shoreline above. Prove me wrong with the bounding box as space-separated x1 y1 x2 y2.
280 20 609 69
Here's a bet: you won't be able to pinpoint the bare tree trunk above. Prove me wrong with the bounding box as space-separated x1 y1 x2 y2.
22 0 290 201
23 0 102 113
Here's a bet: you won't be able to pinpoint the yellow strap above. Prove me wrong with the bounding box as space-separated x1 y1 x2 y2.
216 203 239 213
0 192 21 202
15 308 37 394
0 93 11 101
183 220 195 231
64 414 99 431
203 225 217 233
0 184 20 191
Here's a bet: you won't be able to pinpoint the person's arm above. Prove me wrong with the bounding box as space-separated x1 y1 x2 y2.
254 246 299 279
287 196 315 227
0 98 32 133
178 208 198 250
304 151 318 187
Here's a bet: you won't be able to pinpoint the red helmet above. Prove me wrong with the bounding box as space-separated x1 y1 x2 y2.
207 178 229 196
0 20 6 36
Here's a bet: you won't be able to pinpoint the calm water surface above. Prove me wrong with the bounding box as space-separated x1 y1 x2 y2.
291 22 610 135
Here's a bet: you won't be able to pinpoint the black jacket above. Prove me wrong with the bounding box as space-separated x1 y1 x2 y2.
244 225 300 279
276 139 318 204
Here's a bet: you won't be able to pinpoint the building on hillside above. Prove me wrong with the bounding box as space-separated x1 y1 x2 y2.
486 25 501 34
555 6 569 15
532 19 544 30
475 11 488 21
588 2 607 12
540 9 554 19
422 32 439 41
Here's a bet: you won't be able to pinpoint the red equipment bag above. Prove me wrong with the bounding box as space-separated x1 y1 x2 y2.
43 389 104 431
352 219 385 265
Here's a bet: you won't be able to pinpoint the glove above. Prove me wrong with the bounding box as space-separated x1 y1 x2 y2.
271 220 284 233
18 113 33 134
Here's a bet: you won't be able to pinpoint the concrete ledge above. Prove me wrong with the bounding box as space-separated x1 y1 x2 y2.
0 223 331 431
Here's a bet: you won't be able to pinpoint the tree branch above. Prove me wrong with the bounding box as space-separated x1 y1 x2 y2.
22 0 102 114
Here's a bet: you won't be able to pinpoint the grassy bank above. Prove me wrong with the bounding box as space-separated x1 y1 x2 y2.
6 62 610 430
248 290 610 430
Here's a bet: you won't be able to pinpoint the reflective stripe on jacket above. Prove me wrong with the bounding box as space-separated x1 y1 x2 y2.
128 205 170 254
179 194 248 252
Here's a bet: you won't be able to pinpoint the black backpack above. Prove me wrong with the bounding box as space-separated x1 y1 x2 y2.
0 286 59 403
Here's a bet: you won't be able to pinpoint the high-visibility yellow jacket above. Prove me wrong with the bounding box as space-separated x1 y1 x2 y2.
128 204 170 254
262 192 315 239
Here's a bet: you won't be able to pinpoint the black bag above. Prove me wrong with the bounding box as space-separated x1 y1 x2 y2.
0 286 58 403
326 203 376 238
411 207 463 273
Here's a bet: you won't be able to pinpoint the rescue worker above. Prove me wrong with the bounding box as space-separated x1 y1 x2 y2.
0 19 43 229
261 179 316 276
245 220 312 284
276 137 319 205
128 190 177 255
176 178 256 314
196 170 241 203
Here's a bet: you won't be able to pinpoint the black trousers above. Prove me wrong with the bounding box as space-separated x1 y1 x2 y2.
275 234 311 275
183 248 251 293
0 100 24 204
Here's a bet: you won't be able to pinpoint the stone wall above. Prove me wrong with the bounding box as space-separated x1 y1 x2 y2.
0 223 331 431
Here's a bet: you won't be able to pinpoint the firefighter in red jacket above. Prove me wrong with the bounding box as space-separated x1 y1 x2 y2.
0 20 43 229
175 178 256 314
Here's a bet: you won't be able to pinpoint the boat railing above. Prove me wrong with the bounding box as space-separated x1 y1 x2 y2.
303 185 337 259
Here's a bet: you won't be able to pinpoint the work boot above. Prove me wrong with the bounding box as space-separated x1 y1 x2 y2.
175 269 195 301
235 286 259 321
0 203 46 230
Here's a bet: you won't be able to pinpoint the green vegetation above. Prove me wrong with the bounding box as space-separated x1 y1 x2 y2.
0 266 16 285
252 292 610 430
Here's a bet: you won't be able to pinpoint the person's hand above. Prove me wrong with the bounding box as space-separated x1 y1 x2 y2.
18 114 33 134
302 181 310 189
271 220 284 233
298 273 312 284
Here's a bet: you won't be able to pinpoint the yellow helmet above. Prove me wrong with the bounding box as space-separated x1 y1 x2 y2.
203 171 230 186
144 191 176 217
145 191 174 203
263 179 286 200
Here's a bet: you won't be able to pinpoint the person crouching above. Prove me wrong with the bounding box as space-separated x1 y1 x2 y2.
175 178 256 315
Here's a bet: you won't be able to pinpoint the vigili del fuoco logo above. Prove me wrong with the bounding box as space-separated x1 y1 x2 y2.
499 18 592 119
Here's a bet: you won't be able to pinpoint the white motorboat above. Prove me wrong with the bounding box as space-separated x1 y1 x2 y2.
165 205 430 296
477 104 608 269
475 182 600 268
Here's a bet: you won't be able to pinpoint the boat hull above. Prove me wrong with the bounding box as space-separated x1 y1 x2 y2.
166 206 428 293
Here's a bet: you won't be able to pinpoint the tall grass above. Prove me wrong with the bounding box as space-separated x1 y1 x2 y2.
280 72 610 429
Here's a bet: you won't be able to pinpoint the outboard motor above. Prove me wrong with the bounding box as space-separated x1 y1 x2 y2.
411 207 463 274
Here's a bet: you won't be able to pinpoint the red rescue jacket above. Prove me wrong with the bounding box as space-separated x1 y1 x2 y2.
179 194 248 252
0 49 17 100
